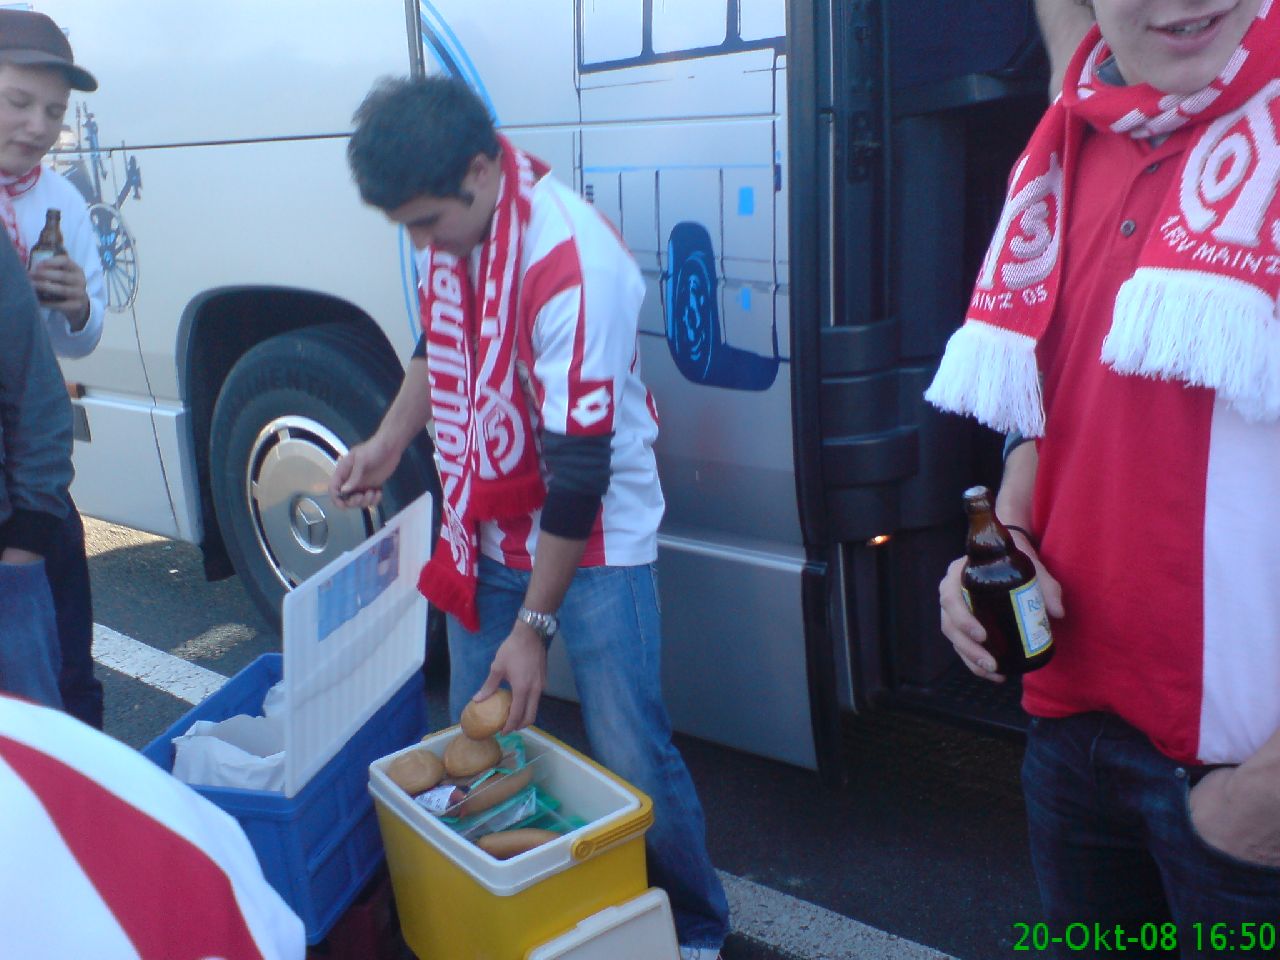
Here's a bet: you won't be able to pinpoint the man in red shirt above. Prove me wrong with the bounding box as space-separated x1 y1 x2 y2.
933 1 1280 954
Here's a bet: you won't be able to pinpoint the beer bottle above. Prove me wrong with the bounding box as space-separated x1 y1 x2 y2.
960 485 1053 675
28 209 66 302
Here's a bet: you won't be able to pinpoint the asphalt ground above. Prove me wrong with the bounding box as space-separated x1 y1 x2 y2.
88 519 1043 960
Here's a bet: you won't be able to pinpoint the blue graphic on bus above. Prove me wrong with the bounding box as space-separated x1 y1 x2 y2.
62 104 142 313
665 222 779 391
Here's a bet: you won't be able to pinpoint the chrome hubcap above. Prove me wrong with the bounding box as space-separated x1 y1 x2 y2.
246 416 377 590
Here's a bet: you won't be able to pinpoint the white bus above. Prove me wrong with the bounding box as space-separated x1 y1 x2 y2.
39 0 1048 778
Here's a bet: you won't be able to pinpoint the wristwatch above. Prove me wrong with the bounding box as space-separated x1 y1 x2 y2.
517 606 559 641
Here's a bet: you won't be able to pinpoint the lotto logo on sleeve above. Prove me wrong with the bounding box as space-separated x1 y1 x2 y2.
568 379 613 434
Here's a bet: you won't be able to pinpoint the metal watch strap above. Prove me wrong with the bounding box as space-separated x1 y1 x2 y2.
517 606 558 640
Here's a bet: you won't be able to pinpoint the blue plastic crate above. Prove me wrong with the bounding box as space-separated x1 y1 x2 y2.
142 653 427 943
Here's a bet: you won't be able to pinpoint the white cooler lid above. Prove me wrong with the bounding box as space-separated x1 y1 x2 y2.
280 491 432 796
524 888 680 960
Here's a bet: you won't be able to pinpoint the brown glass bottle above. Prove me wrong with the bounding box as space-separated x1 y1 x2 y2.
960 485 1053 675
28 209 66 302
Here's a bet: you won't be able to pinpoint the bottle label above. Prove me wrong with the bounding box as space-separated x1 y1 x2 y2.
1011 577 1053 656
28 249 56 269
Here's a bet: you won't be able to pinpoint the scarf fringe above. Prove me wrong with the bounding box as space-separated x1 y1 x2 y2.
924 321 1045 437
472 473 547 522
418 550 479 632
1104 268 1280 421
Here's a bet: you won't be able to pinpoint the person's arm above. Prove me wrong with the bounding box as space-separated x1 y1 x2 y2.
939 442 1063 681
1191 732 1280 867
474 432 612 731
475 528 589 732
0 235 72 562
30 182 107 358
1035 0 1095 96
328 355 433 509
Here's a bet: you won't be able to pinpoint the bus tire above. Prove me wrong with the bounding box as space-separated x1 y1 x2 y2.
209 323 437 633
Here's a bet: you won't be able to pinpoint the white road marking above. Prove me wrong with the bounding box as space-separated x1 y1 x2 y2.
720 872 959 959
92 623 228 705
94 623 960 960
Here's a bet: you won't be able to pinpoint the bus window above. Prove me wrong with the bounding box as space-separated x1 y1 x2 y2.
652 0 726 54
738 0 785 43
580 0 643 66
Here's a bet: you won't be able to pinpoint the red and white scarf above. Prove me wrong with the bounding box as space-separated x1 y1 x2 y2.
416 136 549 630
926 2 1280 436
0 165 40 265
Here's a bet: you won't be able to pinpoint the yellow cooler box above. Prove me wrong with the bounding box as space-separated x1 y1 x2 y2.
368 726 654 959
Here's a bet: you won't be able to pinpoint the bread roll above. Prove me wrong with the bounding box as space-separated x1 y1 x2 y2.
385 748 445 795
443 732 502 778
460 688 513 739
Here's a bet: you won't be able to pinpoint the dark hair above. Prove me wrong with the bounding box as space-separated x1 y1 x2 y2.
348 75 499 211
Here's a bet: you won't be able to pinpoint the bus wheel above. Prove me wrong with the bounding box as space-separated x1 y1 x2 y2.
209 324 434 632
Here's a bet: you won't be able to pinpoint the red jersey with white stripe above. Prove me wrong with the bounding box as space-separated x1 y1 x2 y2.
477 174 663 569
1026 122 1280 766
0 695 305 959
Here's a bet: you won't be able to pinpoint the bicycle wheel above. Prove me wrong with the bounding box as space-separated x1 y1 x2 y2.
87 202 139 312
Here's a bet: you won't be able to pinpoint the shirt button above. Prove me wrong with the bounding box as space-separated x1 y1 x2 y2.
1145 162 1161 174
1120 219 1138 237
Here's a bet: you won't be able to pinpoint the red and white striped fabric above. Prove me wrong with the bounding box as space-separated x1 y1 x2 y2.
476 173 662 571
0 695 305 960
1023 120 1280 767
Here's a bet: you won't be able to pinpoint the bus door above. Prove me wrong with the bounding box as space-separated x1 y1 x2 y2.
789 0 1050 756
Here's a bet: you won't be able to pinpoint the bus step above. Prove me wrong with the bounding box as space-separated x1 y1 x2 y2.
884 662 1029 739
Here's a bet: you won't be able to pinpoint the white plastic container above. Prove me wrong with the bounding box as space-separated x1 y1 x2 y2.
525 888 680 959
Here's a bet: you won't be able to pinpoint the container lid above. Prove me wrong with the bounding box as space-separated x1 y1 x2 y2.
524 889 680 960
280 492 432 796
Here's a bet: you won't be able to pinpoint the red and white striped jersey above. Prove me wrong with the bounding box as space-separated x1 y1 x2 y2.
0 695 305 959
1025 123 1280 766
476 174 664 570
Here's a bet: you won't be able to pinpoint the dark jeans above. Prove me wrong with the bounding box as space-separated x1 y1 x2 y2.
1023 713 1280 959
48 503 102 728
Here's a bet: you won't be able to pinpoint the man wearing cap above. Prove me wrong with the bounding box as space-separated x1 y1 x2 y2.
0 10 106 726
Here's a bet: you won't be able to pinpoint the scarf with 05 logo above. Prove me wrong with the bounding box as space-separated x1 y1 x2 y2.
416 136 549 631
926 2 1280 437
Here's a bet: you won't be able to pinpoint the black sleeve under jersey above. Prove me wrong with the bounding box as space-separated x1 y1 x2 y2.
539 431 613 540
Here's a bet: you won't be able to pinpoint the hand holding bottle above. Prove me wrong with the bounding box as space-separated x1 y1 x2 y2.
940 496 1064 682
29 254 90 329
28 208 89 330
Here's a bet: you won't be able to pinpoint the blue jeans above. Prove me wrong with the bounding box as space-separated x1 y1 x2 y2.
447 556 730 951
0 558 62 708
49 504 102 728
1023 713 1280 959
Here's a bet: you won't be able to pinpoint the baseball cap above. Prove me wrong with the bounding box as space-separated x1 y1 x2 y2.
0 10 96 92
